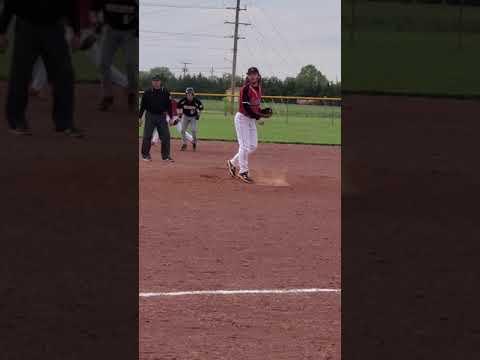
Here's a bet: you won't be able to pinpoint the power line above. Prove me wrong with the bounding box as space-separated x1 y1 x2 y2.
256 5 303 68
140 2 225 10
141 30 227 39
242 35 276 78
166 65 230 69
140 41 231 52
245 11 294 71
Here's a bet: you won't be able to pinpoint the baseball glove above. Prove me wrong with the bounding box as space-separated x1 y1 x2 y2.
260 107 273 118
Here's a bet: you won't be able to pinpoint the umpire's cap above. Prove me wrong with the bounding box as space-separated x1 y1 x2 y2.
247 66 260 75
152 74 161 81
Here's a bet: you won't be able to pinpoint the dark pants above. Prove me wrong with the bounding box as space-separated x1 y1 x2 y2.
141 112 170 159
6 18 74 130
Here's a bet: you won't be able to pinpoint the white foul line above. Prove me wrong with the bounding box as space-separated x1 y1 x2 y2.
140 288 341 297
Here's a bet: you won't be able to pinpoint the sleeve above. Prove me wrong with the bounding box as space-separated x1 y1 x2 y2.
166 91 173 118
0 0 14 35
241 86 261 120
139 90 147 118
196 99 204 112
177 98 185 110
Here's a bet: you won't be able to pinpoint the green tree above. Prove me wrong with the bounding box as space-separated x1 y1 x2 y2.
295 65 329 97
139 65 340 97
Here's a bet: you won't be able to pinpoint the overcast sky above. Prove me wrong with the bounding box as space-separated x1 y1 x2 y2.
139 0 340 81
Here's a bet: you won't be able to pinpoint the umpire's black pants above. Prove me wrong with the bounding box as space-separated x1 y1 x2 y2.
141 112 171 159
6 18 74 131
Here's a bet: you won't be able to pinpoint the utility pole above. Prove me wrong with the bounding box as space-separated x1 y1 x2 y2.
210 65 214 79
225 0 250 113
181 62 191 77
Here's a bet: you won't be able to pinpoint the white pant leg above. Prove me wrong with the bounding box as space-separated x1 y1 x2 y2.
31 58 48 91
152 128 159 144
175 121 193 143
88 42 128 88
231 112 257 174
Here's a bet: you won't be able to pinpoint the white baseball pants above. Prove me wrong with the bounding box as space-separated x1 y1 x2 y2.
230 112 258 174
151 116 193 144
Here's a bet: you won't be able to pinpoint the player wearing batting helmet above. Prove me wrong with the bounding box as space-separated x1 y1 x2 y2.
226 66 272 183
177 87 204 152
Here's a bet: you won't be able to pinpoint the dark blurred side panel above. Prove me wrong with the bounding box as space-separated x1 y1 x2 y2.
342 1 480 359
0 1 138 359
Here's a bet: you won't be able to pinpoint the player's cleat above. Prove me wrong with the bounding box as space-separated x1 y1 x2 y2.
227 160 236 177
238 171 253 184
180 144 187 151
62 128 85 138
163 157 175 162
142 155 152 162
9 126 32 136
192 142 196 151
98 96 114 111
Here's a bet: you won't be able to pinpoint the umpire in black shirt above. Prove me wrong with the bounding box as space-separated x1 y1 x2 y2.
0 0 83 136
139 75 174 162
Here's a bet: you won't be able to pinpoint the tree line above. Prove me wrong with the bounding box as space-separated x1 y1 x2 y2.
139 65 341 98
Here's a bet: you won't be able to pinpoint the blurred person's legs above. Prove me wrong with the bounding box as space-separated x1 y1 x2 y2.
98 25 122 110
30 58 48 95
7 19 41 132
87 41 127 88
40 23 76 132
124 30 138 110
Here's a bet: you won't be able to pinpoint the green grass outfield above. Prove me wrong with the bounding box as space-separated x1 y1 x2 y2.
139 99 341 145
0 50 101 81
343 31 480 96
342 2 480 96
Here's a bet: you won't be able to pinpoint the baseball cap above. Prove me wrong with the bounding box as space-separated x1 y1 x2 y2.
247 67 259 75
152 74 161 81
185 87 194 94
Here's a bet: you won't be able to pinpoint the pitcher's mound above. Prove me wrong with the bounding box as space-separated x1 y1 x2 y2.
253 169 290 187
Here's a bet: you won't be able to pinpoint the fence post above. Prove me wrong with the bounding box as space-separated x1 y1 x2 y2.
286 100 289 124
458 0 464 50
350 0 356 44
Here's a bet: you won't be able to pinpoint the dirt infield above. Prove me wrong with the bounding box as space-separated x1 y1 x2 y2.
140 140 341 359
1 82 139 358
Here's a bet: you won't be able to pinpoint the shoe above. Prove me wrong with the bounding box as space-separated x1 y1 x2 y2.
238 171 254 184
163 157 174 162
142 155 152 162
227 160 236 177
180 144 187 151
192 142 196 151
9 127 32 136
61 128 85 138
98 96 114 111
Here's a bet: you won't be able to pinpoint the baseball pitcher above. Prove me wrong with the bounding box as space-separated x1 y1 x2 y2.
226 66 272 183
